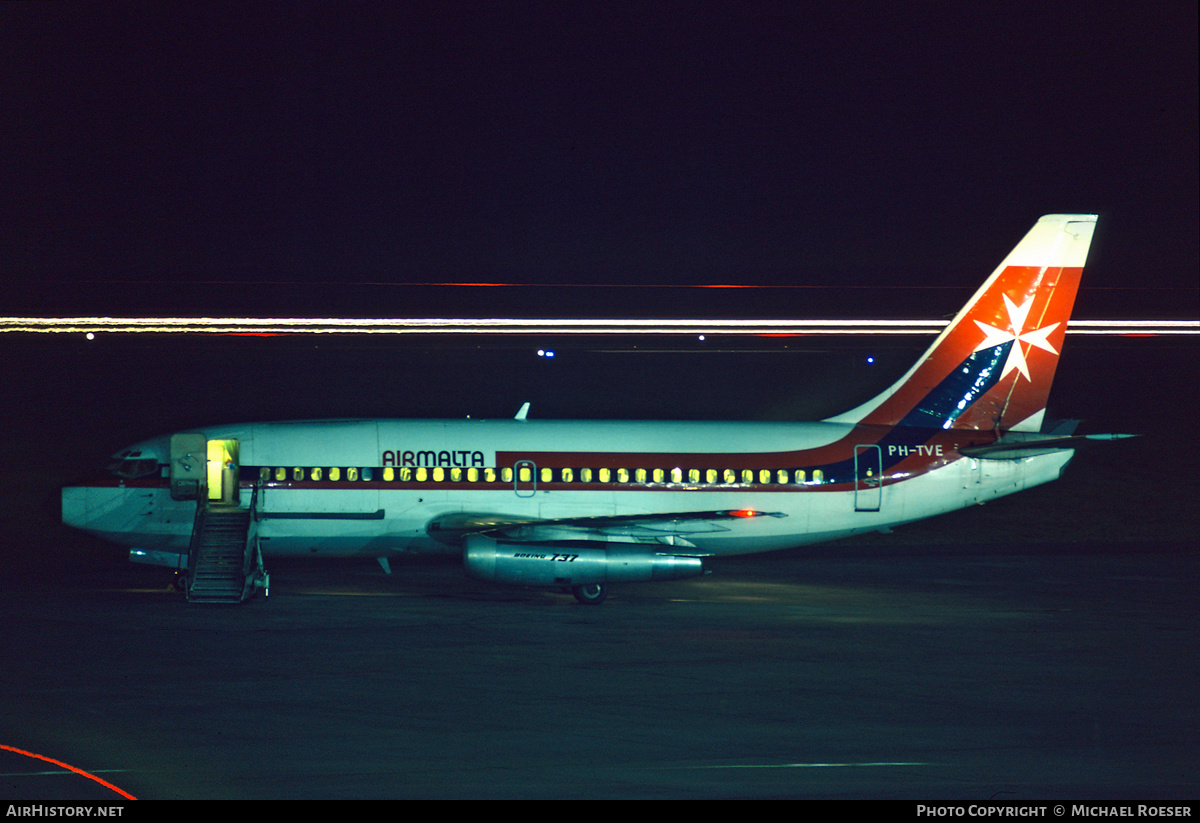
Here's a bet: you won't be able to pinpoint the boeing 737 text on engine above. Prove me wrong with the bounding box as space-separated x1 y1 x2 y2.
63 215 1121 604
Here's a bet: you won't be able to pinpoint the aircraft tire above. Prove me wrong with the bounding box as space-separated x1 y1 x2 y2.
572 583 607 605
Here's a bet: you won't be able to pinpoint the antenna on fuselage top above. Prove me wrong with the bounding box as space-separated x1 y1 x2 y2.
514 402 531 421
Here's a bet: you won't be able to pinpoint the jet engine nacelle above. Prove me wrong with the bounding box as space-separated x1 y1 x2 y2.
463 535 704 588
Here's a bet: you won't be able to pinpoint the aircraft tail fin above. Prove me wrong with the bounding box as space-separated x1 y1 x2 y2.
825 214 1098 433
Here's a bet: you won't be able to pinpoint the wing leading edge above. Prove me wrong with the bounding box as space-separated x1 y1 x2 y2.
428 508 787 553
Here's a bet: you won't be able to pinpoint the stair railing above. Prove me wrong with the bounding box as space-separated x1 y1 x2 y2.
184 492 209 602
240 482 269 601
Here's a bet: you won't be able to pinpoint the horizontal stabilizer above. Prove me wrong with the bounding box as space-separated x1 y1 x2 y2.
961 432 1138 460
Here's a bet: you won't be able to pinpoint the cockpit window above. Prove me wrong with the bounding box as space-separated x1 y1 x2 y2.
107 458 159 479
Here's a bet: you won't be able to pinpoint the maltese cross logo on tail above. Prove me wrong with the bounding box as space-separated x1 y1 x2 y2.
972 293 1060 382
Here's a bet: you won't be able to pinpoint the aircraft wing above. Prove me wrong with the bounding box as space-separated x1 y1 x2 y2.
427 508 787 552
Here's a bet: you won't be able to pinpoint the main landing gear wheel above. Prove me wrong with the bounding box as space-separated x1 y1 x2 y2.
572 583 608 605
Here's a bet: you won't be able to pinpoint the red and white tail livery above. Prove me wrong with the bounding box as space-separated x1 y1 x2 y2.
63 215 1107 605
828 213 1096 433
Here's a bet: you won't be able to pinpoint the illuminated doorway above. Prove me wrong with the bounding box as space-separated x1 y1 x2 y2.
207 439 240 505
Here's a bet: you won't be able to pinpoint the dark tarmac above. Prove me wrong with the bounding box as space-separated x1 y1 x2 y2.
3 541 1197 799
2 332 1197 799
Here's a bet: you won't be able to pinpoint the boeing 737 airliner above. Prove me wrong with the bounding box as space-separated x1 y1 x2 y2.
63 214 1111 604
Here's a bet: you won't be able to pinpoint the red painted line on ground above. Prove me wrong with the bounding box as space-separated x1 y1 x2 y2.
1 744 137 800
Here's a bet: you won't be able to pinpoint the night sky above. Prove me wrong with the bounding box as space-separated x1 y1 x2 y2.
4 3 1197 318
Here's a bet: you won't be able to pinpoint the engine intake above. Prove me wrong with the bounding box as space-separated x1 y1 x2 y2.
464 535 704 588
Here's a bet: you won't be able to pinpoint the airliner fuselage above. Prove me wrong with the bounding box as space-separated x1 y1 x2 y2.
63 417 1071 557
61 215 1100 604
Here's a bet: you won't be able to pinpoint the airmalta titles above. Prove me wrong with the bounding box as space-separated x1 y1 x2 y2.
381 449 488 468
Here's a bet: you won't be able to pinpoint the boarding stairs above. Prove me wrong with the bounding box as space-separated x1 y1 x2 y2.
186 485 269 604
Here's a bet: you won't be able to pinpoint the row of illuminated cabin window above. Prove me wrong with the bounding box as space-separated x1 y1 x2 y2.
257 465 830 486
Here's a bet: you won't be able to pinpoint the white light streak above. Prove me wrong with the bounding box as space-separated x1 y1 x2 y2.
0 317 1195 335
